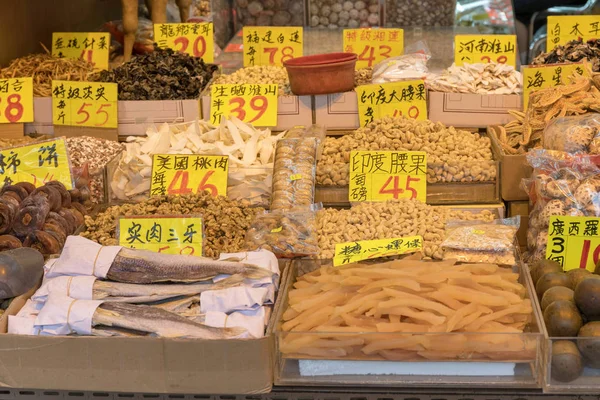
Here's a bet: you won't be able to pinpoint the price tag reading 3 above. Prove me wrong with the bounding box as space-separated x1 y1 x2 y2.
153 22 214 63
547 16 600 51
344 28 404 69
210 83 278 126
547 216 600 272
454 34 517 67
333 236 423 266
522 63 588 109
52 32 110 71
243 26 303 66
349 150 427 203
52 81 118 128
0 78 33 124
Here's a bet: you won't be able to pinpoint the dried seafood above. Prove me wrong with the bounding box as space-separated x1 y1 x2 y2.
532 39 600 72
427 63 521 95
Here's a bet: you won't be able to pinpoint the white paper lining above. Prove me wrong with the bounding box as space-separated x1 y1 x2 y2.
200 285 273 313
35 293 103 336
204 307 267 338
47 236 122 279
33 276 96 303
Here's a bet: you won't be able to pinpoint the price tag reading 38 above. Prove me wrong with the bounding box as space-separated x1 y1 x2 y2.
343 28 404 69
243 26 303 67
0 77 33 124
547 216 600 272
547 16 600 51
52 32 110 71
349 150 427 203
154 22 214 63
210 83 278 126
454 34 517 67
52 81 118 128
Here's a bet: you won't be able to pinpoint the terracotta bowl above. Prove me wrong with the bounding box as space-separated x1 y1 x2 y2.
284 53 358 95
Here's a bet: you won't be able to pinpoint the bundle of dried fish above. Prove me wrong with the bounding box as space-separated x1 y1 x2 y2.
427 63 521 94
532 39 600 72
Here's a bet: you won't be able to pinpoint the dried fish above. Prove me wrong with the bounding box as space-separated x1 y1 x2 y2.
427 63 521 95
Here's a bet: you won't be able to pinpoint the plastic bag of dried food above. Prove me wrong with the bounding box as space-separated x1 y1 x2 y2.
283 125 326 160
372 43 431 84
543 114 600 154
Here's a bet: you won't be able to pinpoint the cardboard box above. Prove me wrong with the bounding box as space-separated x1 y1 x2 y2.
507 201 530 249
428 91 522 128
314 91 360 130
25 97 53 135
117 100 200 136
0 123 24 139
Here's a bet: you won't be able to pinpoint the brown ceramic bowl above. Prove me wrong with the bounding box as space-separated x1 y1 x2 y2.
284 53 358 95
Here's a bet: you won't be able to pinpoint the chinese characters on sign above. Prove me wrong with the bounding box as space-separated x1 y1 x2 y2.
210 83 278 126
546 216 600 272
153 22 214 63
454 34 517 67
349 150 427 203
150 154 228 197
118 216 203 256
0 139 73 189
333 236 423 266
52 32 110 71
522 63 588 109
343 28 404 69
51 81 118 128
547 15 600 51
356 80 427 127
0 77 33 124
243 26 303 66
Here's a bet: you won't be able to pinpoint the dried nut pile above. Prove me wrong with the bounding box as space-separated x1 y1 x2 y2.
212 66 291 95
317 117 496 185
234 0 305 26
317 200 495 259
427 63 522 94
309 0 379 28
81 193 263 258
355 67 373 86
532 39 600 72
385 0 455 26
0 136 48 150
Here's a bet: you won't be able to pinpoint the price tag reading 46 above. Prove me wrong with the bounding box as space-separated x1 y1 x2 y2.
150 154 228 197
154 22 214 63
454 34 517 68
547 216 600 272
349 150 427 203
52 81 118 128
343 28 404 69
0 78 33 124
333 236 423 266
210 83 278 126
243 26 303 67
52 32 110 71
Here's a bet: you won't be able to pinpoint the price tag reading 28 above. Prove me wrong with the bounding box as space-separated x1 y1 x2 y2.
51 81 118 128
454 34 517 68
0 78 33 124
547 216 600 272
344 28 404 69
243 26 303 67
349 150 427 203
210 83 278 126
153 22 214 63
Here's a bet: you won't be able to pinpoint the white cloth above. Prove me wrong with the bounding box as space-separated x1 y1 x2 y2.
200 285 273 313
33 276 97 303
216 249 280 288
47 236 122 279
204 307 268 339
35 293 103 336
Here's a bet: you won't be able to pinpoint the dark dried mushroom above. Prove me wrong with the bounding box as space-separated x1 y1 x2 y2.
23 230 61 255
0 235 22 251
1 185 30 201
12 195 50 238
14 181 36 194
30 186 62 212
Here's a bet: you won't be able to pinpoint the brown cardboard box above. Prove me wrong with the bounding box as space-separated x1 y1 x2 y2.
0 124 24 139
507 201 530 250
25 97 53 135
117 100 200 136
314 91 360 130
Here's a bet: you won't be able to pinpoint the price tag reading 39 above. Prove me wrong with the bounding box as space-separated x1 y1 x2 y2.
52 32 110 71
522 63 588 109
210 83 278 126
343 28 404 69
333 236 423 266
349 150 427 203
243 26 303 67
454 34 517 67
0 77 33 124
52 81 118 128
546 216 600 272
547 16 600 51
153 22 214 63
150 154 228 197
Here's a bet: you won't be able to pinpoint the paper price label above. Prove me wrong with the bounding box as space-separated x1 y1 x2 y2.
349 150 427 203
0 138 73 189
154 22 214 63
0 78 33 124
333 236 423 266
52 32 110 71
150 154 228 197
52 81 118 128
356 81 427 127
243 26 303 66
547 216 600 272
210 83 278 126
343 28 404 69
522 63 588 109
548 16 600 51
454 34 517 67
118 215 203 256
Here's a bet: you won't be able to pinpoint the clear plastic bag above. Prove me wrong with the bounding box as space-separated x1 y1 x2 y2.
543 114 600 154
371 42 431 84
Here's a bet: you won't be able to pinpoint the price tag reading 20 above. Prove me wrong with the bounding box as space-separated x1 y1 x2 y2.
349 150 427 203
243 26 303 67
0 77 34 124
153 22 214 63
344 28 404 69
210 83 278 126
52 81 118 128
454 34 517 68
546 216 600 272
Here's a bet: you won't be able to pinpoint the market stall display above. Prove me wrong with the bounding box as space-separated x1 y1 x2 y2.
426 63 522 95
384 0 456 27
532 39 600 72
308 0 379 28
233 0 305 27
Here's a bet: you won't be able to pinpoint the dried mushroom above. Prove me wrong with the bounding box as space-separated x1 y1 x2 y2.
532 39 600 72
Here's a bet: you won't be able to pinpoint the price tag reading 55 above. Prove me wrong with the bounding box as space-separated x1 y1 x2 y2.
210 83 278 126
0 78 33 124
52 81 118 128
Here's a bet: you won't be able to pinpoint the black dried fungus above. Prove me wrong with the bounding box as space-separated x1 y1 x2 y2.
532 39 600 72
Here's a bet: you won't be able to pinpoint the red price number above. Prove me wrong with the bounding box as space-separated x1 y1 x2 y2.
358 45 392 67
228 95 268 123
480 55 508 64
579 239 600 269
0 94 24 123
80 49 94 66
263 46 294 65
173 36 207 58
379 175 420 200
76 102 112 126
157 245 196 255
392 106 420 120
167 170 218 196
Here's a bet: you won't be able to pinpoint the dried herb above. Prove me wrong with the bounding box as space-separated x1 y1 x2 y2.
532 39 600 72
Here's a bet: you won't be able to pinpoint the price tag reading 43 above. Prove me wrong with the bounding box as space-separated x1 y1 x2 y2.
454 34 517 68
333 236 423 266
118 215 203 256
547 216 600 272
210 83 278 126
349 150 427 203
0 78 33 124
150 154 228 197
243 26 303 67
522 63 588 109
547 16 600 51
343 28 404 69
52 32 110 71
154 22 214 63
52 81 118 128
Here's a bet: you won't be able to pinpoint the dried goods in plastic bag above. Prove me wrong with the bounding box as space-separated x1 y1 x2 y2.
543 114 600 154
372 52 431 84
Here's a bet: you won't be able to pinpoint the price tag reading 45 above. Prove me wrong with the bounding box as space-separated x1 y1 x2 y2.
154 22 214 63
243 26 303 67
349 150 427 203
333 236 423 266
210 83 278 126
454 34 517 68
344 28 404 69
0 78 33 124
52 32 110 71
150 154 228 197
547 216 600 272
52 81 118 128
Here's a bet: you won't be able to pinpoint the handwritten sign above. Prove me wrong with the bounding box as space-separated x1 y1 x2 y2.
0 138 73 189
349 150 427 203
51 81 118 128
154 22 214 63
522 63 588 109
356 81 427 127
150 154 228 197
210 83 278 126
547 216 600 272
454 35 517 67
52 32 110 71
0 78 33 124
547 16 600 51
243 26 303 66
333 236 423 266
118 215 203 256
343 28 404 69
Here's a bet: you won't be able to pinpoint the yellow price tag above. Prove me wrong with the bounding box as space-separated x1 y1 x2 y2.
343 28 404 69
0 138 73 189
51 81 118 128
150 154 228 197
0 78 33 124
243 26 303 66
454 35 517 67
349 150 427 203
290 174 302 181
52 32 110 71
547 16 600 51
118 215 203 256
153 22 214 63
522 63 588 109
356 81 427 127
210 83 278 126
547 216 600 272
271 226 283 233
333 236 423 266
